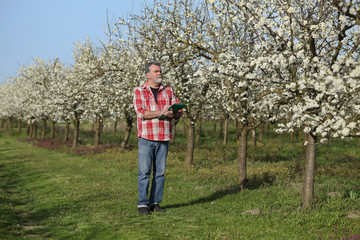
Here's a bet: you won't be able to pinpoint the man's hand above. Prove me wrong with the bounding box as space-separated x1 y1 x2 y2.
161 105 174 118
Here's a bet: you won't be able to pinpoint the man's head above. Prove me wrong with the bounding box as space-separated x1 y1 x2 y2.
145 61 162 87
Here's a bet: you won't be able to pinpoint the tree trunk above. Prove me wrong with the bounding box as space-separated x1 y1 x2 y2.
237 126 249 187
185 120 195 165
0 118 4 128
195 119 202 144
31 122 38 138
64 120 70 143
10 117 13 131
28 122 32 137
72 113 80 148
17 119 21 133
50 121 55 139
94 114 101 147
42 119 47 138
30 123 33 138
121 116 133 148
223 117 229 145
302 133 317 207
113 117 118 136
213 121 217 135
7 117 13 131
219 119 224 139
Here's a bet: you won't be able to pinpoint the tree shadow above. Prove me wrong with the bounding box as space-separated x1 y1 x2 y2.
0 166 31 238
164 174 276 209
164 185 241 209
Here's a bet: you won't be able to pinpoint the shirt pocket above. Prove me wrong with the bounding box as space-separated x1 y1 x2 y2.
144 91 158 111
159 90 171 107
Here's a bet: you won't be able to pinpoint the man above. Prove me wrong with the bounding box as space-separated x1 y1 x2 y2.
133 60 182 215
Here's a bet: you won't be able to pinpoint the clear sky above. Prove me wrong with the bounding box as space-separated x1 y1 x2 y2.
0 0 151 85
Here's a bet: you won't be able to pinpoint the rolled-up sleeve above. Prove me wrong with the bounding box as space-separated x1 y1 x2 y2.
133 88 145 120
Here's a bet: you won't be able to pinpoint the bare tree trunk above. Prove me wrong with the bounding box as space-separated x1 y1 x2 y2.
42 119 47 138
72 113 80 148
302 133 317 208
94 114 101 147
213 121 216 135
185 120 195 165
64 120 70 143
290 131 294 142
195 119 202 144
237 125 249 187
223 117 229 145
0 118 4 128
121 116 133 148
50 121 55 139
17 119 21 133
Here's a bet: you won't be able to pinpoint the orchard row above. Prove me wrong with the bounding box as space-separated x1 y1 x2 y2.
1 0 359 207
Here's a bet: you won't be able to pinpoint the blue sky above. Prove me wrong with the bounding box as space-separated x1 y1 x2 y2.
0 0 151 85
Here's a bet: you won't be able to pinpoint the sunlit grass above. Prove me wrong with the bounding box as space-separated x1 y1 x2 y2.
0 121 360 239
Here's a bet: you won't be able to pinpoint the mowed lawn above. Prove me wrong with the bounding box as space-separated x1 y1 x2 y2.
0 132 360 239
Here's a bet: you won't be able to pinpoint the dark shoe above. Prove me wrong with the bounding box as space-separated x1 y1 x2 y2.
150 204 166 212
138 207 150 215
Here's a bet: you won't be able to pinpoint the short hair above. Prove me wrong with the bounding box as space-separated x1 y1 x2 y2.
145 60 161 75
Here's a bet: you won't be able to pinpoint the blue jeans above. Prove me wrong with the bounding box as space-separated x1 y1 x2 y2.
137 137 169 207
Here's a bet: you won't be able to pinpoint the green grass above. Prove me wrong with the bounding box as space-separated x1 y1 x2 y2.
0 122 360 239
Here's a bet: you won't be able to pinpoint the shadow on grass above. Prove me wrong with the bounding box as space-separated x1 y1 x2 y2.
164 174 275 209
0 167 30 238
164 185 242 209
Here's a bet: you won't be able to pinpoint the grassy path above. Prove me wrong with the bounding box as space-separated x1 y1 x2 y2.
0 135 360 239
0 136 139 239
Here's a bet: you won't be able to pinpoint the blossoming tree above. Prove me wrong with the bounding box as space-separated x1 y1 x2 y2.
120 0 215 164
235 0 360 206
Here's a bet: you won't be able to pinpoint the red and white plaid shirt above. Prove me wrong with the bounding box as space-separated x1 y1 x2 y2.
133 81 180 141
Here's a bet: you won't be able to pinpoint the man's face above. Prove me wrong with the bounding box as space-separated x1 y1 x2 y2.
147 64 162 85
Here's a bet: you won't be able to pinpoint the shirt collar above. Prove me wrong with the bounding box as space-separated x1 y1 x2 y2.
142 81 165 91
